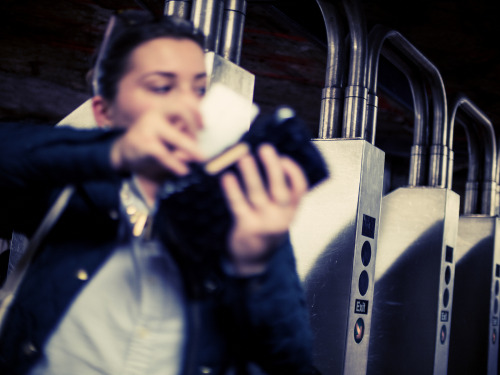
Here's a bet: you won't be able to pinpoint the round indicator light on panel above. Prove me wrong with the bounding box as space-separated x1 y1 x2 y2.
440 325 447 344
354 318 365 344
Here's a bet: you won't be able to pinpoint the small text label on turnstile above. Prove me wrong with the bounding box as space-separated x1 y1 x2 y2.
493 316 498 326
355 299 369 314
440 310 449 322
361 215 376 239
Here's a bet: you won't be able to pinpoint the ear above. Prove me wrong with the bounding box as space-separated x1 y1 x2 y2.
92 96 113 128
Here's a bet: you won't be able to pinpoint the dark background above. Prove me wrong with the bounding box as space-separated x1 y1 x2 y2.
1 0 499 206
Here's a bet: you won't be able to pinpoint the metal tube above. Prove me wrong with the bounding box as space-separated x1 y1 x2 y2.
388 32 448 187
365 25 384 145
191 0 224 52
316 0 346 139
366 25 431 186
342 0 368 139
458 116 480 215
449 96 497 215
497 139 500 215
365 28 448 186
367 27 430 147
164 0 192 18
381 45 430 186
219 0 246 64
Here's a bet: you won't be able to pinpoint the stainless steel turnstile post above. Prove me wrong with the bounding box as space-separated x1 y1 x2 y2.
291 1 385 374
366 26 460 375
446 96 499 375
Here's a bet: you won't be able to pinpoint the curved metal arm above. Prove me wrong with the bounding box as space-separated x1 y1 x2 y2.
342 0 368 138
316 0 346 138
366 25 448 187
497 138 500 215
380 45 430 186
457 115 481 215
367 25 429 153
449 96 497 215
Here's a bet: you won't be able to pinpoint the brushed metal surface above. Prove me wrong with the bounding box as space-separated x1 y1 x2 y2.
448 216 500 375
205 51 255 103
164 0 192 19
219 0 246 64
191 0 224 52
367 187 459 375
291 139 384 375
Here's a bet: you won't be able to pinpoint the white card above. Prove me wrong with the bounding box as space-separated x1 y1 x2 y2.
198 83 259 159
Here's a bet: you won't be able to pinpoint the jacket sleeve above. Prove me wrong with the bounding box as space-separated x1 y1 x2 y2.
224 239 318 374
0 122 124 236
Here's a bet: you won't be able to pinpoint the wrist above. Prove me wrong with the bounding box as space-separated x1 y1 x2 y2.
228 233 288 276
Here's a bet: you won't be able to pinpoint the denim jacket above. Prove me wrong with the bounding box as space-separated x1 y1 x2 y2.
0 123 316 375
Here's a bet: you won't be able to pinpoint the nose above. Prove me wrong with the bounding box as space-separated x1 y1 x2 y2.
168 88 204 137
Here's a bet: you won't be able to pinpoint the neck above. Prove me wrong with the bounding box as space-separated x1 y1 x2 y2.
135 176 159 208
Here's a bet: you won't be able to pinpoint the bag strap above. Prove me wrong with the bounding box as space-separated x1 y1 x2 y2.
0 185 75 328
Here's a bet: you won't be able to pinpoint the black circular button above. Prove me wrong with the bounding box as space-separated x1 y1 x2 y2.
359 271 369 296
496 280 499 296
443 288 450 307
354 318 365 344
445 266 451 284
361 241 371 267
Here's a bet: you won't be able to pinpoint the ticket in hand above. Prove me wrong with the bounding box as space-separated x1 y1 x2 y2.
198 83 260 159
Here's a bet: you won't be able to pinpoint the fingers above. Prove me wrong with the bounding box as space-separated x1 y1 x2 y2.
156 121 204 162
277 155 309 204
222 145 309 274
237 152 269 209
110 110 205 180
166 104 204 139
221 143 309 212
254 144 309 207
220 171 252 217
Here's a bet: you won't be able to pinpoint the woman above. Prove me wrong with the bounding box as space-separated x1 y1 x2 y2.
0 11 316 375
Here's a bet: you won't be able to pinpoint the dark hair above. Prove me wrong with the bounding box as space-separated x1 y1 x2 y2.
92 10 205 101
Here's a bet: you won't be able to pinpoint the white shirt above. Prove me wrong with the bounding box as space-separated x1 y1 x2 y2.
30 179 186 375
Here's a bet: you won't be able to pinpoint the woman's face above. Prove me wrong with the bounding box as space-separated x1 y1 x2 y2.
98 37 207 134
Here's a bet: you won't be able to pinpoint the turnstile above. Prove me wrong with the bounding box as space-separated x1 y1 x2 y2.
366 26 460 375
447 97 499 375
291 1 385 374
291 139 384 375
370 187 459 374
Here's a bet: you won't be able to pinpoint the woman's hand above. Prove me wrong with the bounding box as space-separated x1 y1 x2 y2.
221 144 308 276
110 111 205 182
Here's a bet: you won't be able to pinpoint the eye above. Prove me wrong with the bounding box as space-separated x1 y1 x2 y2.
195 86 206 98
150 85 172 94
